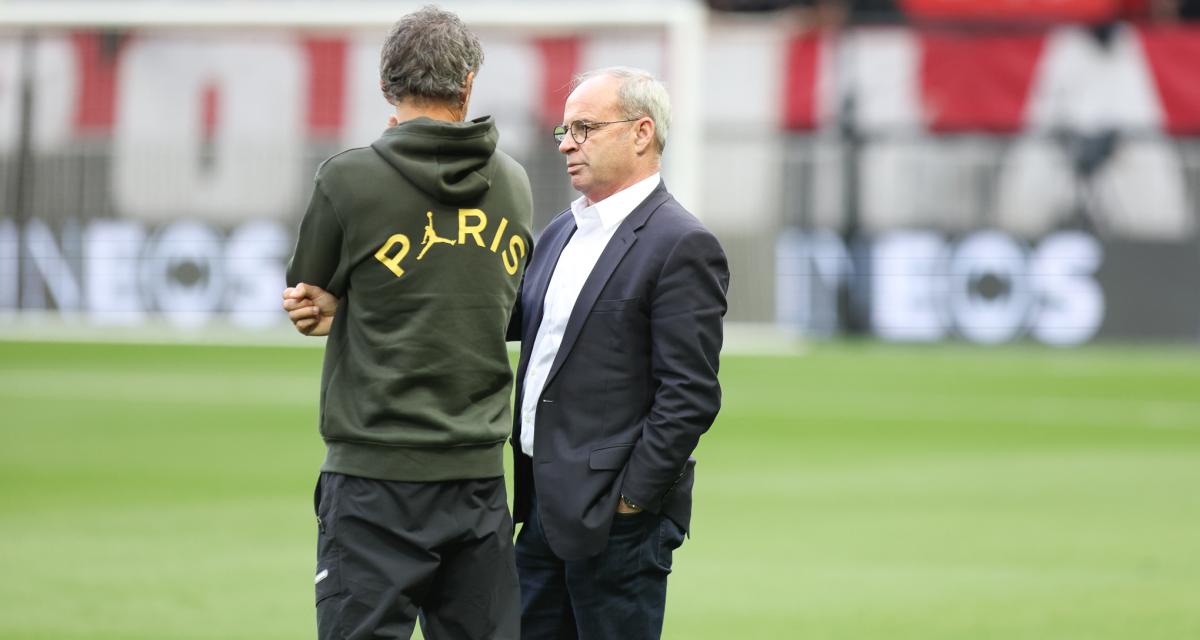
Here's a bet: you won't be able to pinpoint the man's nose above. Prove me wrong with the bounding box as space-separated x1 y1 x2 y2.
558 134 576 154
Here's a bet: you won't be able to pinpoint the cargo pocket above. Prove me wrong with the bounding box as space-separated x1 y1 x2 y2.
314 537 341 606
313 473 344 607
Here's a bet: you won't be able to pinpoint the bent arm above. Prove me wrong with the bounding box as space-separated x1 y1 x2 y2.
286 179 345 293
619 229 729 513
283 178 346 336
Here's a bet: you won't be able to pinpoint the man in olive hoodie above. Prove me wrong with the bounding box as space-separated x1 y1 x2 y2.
283 8 532 639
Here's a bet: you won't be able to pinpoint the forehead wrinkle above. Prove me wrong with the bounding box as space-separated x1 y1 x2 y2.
563 105 607 124
564 80 621 122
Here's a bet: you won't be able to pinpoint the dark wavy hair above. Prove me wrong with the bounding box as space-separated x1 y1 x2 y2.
379 6 483 105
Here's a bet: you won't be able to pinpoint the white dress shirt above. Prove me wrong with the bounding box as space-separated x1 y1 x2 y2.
519 173 661 457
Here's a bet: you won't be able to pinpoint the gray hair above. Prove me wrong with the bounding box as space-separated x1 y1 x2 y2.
380 6 483 105
574 67 671 154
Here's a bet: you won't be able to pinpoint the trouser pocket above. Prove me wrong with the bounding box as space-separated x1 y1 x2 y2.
653 516 687 573
314 473 344 608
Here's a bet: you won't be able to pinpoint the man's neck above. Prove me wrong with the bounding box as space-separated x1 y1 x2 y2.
392 100 463 125
585 166 660 206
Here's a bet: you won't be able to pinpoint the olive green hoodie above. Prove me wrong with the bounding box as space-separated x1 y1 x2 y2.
287 115 533 481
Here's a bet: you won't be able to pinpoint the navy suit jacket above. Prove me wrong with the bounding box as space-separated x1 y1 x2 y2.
509 181 729 560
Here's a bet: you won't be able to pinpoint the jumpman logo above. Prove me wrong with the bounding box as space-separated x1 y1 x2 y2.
417 211 456 260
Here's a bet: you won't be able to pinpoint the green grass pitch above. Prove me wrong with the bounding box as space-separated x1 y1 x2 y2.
1 339 1198 639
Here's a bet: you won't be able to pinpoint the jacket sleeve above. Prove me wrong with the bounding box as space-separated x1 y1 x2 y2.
619 228 730 513
286 177 348 296
507 278 524 343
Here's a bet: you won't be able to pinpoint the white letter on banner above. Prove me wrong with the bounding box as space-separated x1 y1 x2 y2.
225 220 289 328
806 230 852 337
22 219 82 312
141 221 223 328
949 231 1030 344
113 35 303 224
1030 231 1104 346
871 231 947 342
775 228 809 329
84 219 147 325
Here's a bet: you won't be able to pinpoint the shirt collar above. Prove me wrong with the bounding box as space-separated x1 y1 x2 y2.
570 173 661 232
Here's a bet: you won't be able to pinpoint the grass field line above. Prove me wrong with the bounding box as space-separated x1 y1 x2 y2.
700 453 1200 497
727 394 1200 432
0 315 809 356
0 369 317 407
3 367 1197 430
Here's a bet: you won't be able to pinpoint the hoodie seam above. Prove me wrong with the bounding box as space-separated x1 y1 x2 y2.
323 436 510 449
313 176 348 233
317 146 369 173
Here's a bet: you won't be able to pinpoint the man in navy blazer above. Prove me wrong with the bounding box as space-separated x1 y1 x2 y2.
511 67 729 639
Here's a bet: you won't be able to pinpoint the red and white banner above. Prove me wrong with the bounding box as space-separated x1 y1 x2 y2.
783 24 1200 134
899 0 1145 23
6 25 1200 157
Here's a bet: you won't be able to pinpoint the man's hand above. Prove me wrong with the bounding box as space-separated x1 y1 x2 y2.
616 495 644 515
282 283 339 336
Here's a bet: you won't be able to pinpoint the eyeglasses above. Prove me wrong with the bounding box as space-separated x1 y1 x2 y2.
552 118 641 144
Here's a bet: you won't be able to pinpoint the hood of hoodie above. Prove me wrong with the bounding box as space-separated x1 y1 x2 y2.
370 115 500 204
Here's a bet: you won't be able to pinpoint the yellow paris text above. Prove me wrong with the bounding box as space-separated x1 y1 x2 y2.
374 208 526 279
374 234 410 278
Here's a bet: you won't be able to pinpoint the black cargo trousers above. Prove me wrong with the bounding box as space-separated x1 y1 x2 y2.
313 472 520 639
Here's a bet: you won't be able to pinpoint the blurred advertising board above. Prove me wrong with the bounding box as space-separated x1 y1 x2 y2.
2 24 1199 344
776 229 1200 345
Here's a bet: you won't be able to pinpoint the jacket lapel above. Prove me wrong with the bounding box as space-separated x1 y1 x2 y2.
522 213 576 349
542 183 671 389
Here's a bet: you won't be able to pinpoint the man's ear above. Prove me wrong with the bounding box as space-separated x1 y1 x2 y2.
633 117 656 155
460 71 476 119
